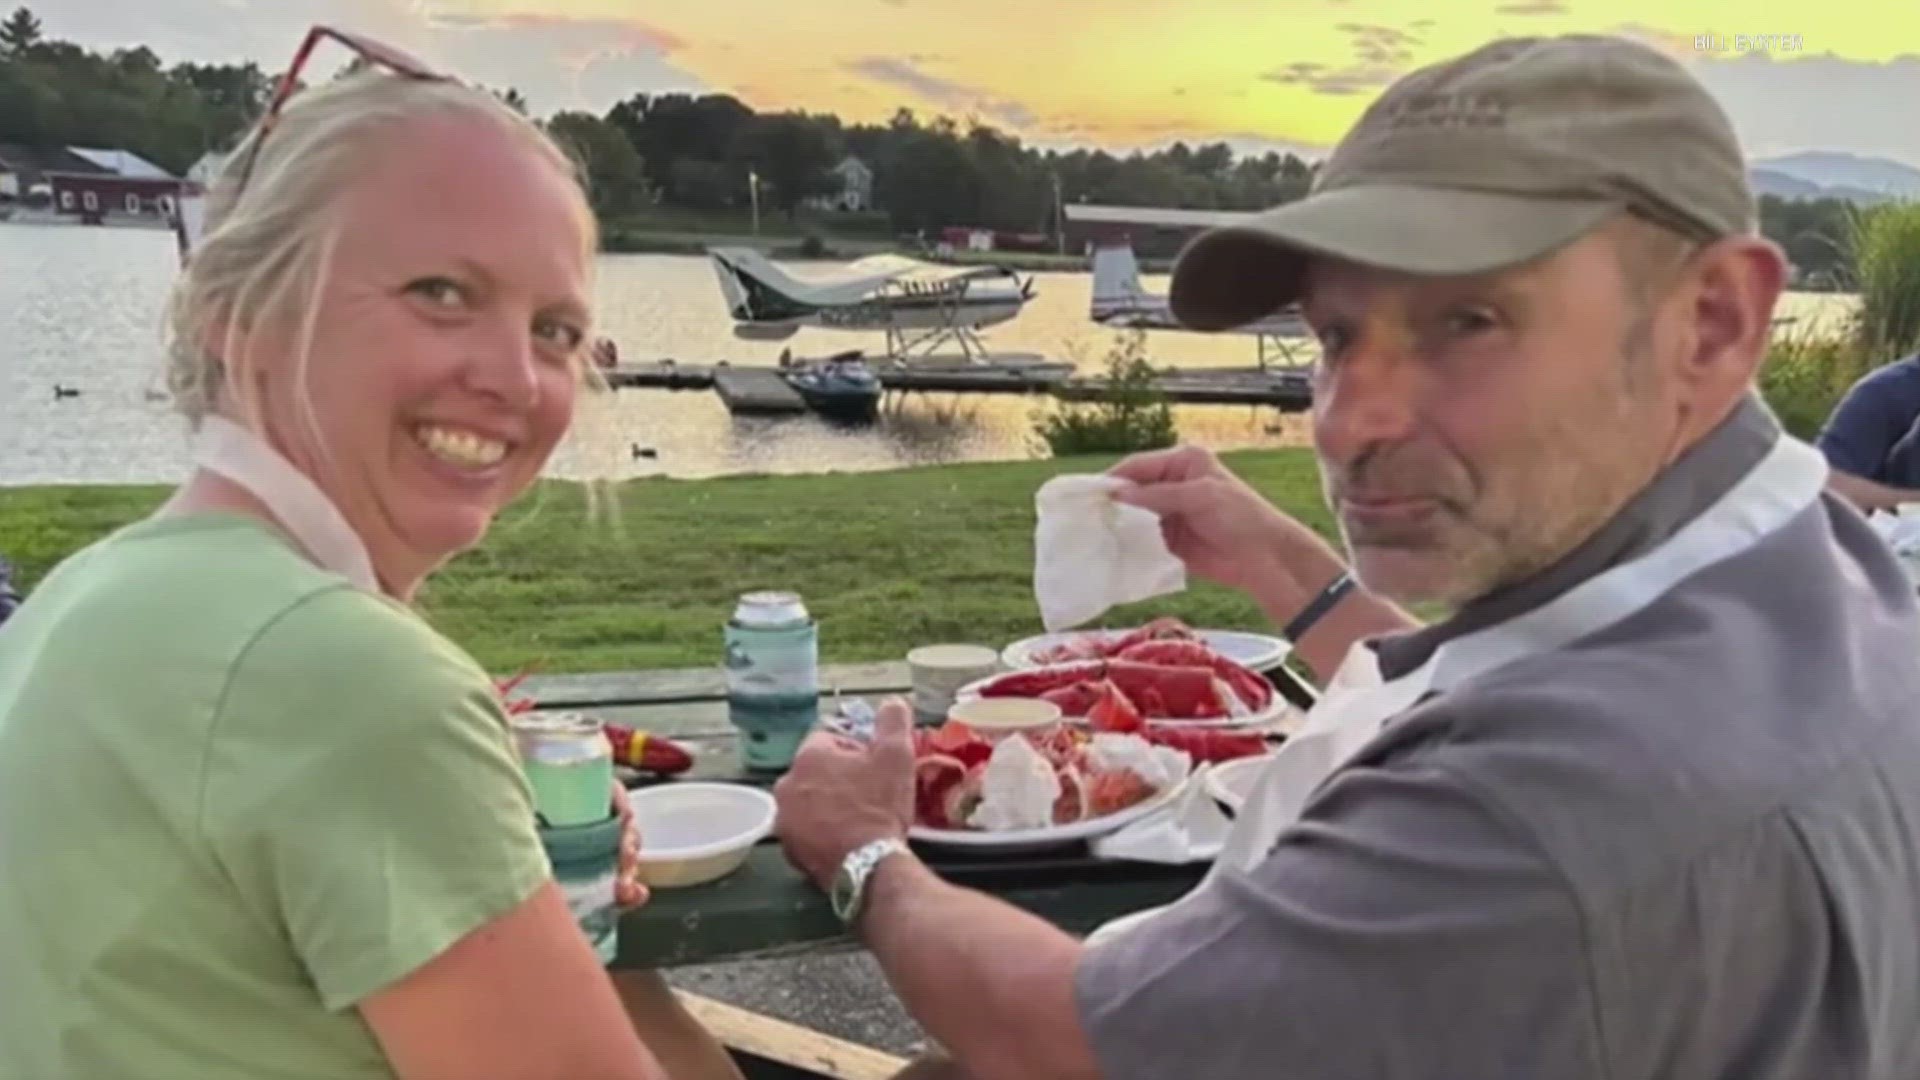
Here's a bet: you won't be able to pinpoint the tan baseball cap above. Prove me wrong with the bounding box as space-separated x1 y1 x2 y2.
1168 33 1757 331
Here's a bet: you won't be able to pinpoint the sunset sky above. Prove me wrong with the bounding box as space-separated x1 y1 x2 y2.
39 0 1920 165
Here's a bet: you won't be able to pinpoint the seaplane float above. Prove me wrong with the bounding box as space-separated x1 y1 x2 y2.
707 247 1068 375
1090 242 1314 369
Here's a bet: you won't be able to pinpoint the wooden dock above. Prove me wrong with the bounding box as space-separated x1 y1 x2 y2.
604 360 1312 412
711 366 808 414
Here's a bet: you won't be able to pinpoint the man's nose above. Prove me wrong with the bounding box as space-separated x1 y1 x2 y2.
1312 331 1422 465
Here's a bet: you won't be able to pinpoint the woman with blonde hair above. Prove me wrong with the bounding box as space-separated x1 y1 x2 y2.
0 28 741 1080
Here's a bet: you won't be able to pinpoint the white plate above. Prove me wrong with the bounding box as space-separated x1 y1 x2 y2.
909 777 1186 853
1001 628 1289 673
953 663 1290 732
1204 754 1271 811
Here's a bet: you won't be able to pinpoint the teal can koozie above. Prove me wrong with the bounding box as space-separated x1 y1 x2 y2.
725 590 818 772
538 812 622 965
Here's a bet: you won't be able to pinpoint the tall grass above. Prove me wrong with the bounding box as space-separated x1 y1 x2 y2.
1844 199 1920 361
1759 325 1871 441
1760 198 1920 439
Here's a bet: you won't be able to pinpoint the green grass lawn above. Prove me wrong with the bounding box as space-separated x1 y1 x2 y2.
0 450 1337 674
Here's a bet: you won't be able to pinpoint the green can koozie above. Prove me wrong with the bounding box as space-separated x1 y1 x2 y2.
538 812 622 965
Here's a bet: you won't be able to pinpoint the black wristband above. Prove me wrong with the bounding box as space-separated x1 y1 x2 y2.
1281 570 1356 644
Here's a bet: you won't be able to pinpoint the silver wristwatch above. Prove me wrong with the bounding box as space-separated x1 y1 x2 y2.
829 837 911 925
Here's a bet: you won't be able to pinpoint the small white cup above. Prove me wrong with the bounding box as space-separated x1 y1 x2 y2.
907 644 1000 722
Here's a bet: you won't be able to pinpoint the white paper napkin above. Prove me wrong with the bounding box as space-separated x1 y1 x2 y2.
1089 764 1230 864
1033 474 1185 632
1868 503 1920 585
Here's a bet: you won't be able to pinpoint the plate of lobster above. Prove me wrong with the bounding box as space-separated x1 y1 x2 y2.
908 714 1270 852
962 629 1291 732
1000 616 1289 674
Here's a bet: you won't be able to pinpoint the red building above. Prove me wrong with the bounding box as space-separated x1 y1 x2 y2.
0 144 181 223
50 171 182 222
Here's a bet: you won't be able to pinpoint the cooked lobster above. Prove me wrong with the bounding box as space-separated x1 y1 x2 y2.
910 718 1268 830
977 650 1274 721
1030 616 1200 664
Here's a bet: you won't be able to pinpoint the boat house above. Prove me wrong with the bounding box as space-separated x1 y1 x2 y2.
1060 203 1254 260
0 144 181 224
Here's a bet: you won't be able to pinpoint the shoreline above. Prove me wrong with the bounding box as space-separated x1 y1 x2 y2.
595 223 1172 272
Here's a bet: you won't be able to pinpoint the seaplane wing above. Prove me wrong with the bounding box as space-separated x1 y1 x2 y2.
1091 243 1309 340
710 246 1032 341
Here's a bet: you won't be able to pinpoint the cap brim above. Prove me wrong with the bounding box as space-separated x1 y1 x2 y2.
1168 185 1621 331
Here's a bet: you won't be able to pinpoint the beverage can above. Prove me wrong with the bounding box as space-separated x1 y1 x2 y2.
511 711 614 827
725 591 819 771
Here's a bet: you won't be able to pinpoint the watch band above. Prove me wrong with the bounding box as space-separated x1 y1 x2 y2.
831 837 911 926
1281 570 1356 644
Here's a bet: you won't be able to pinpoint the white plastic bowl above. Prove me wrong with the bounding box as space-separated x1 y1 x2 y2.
946 696 1062 741
627 783 776 889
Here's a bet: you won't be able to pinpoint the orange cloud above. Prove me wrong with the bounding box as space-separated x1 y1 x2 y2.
434 0 1920 160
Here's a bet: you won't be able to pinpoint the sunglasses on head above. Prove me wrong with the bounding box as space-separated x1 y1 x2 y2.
230 26 451 200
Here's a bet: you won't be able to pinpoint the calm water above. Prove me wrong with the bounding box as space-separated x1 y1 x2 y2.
0 222 1859 486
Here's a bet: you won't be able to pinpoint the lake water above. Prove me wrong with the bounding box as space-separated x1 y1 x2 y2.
0 222 1859 486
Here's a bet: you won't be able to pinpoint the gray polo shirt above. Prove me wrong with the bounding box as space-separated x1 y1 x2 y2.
1076 398 1920 1079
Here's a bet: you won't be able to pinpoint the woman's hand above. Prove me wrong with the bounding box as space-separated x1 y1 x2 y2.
611 781 649 911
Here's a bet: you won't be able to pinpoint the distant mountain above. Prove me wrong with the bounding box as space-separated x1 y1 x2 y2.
1750 168 1824 200
1749 152 1920 203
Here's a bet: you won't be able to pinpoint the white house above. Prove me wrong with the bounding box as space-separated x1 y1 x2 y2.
805 155 874 213
186 150 228 190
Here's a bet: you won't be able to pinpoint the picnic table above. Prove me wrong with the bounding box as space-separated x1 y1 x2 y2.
521 658 1319 970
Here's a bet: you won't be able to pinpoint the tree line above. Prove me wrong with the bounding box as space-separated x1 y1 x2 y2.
0 5 1863 283
0 7 1315 232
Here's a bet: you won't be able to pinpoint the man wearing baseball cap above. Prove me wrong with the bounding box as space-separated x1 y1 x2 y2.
775 33 1920 1079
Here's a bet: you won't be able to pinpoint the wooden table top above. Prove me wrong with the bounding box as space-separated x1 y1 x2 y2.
522 659 1315 969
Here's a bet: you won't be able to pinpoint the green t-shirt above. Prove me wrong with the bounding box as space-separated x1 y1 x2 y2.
0 513 552 1078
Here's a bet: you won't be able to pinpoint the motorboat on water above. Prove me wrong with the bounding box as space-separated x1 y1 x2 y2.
779 350 883 422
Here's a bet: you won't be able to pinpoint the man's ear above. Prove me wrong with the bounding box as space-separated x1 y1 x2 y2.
1677 236 1788 404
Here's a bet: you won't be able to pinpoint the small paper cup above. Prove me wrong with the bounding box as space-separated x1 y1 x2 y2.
908 644 1001 721
946 696 1062 742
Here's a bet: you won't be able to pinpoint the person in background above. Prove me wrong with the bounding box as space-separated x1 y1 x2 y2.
0 30 739 1080
775 33 1920 1080
593 335 620 370
1816 350 1920 511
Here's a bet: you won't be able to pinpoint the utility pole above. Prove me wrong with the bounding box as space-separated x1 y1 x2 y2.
749 169 761 236
1052 172 1064 255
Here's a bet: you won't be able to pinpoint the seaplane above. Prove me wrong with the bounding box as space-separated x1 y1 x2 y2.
1090 242 1313 368
708 247 1060 370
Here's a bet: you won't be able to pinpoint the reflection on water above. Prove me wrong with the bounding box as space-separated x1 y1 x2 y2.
0 222 1861 486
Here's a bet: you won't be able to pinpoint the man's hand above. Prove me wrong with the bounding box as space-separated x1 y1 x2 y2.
611 782 648 911
1108 444 1345 600
1109 444 1418 681
773 698 916 889
1828 469 1920 514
